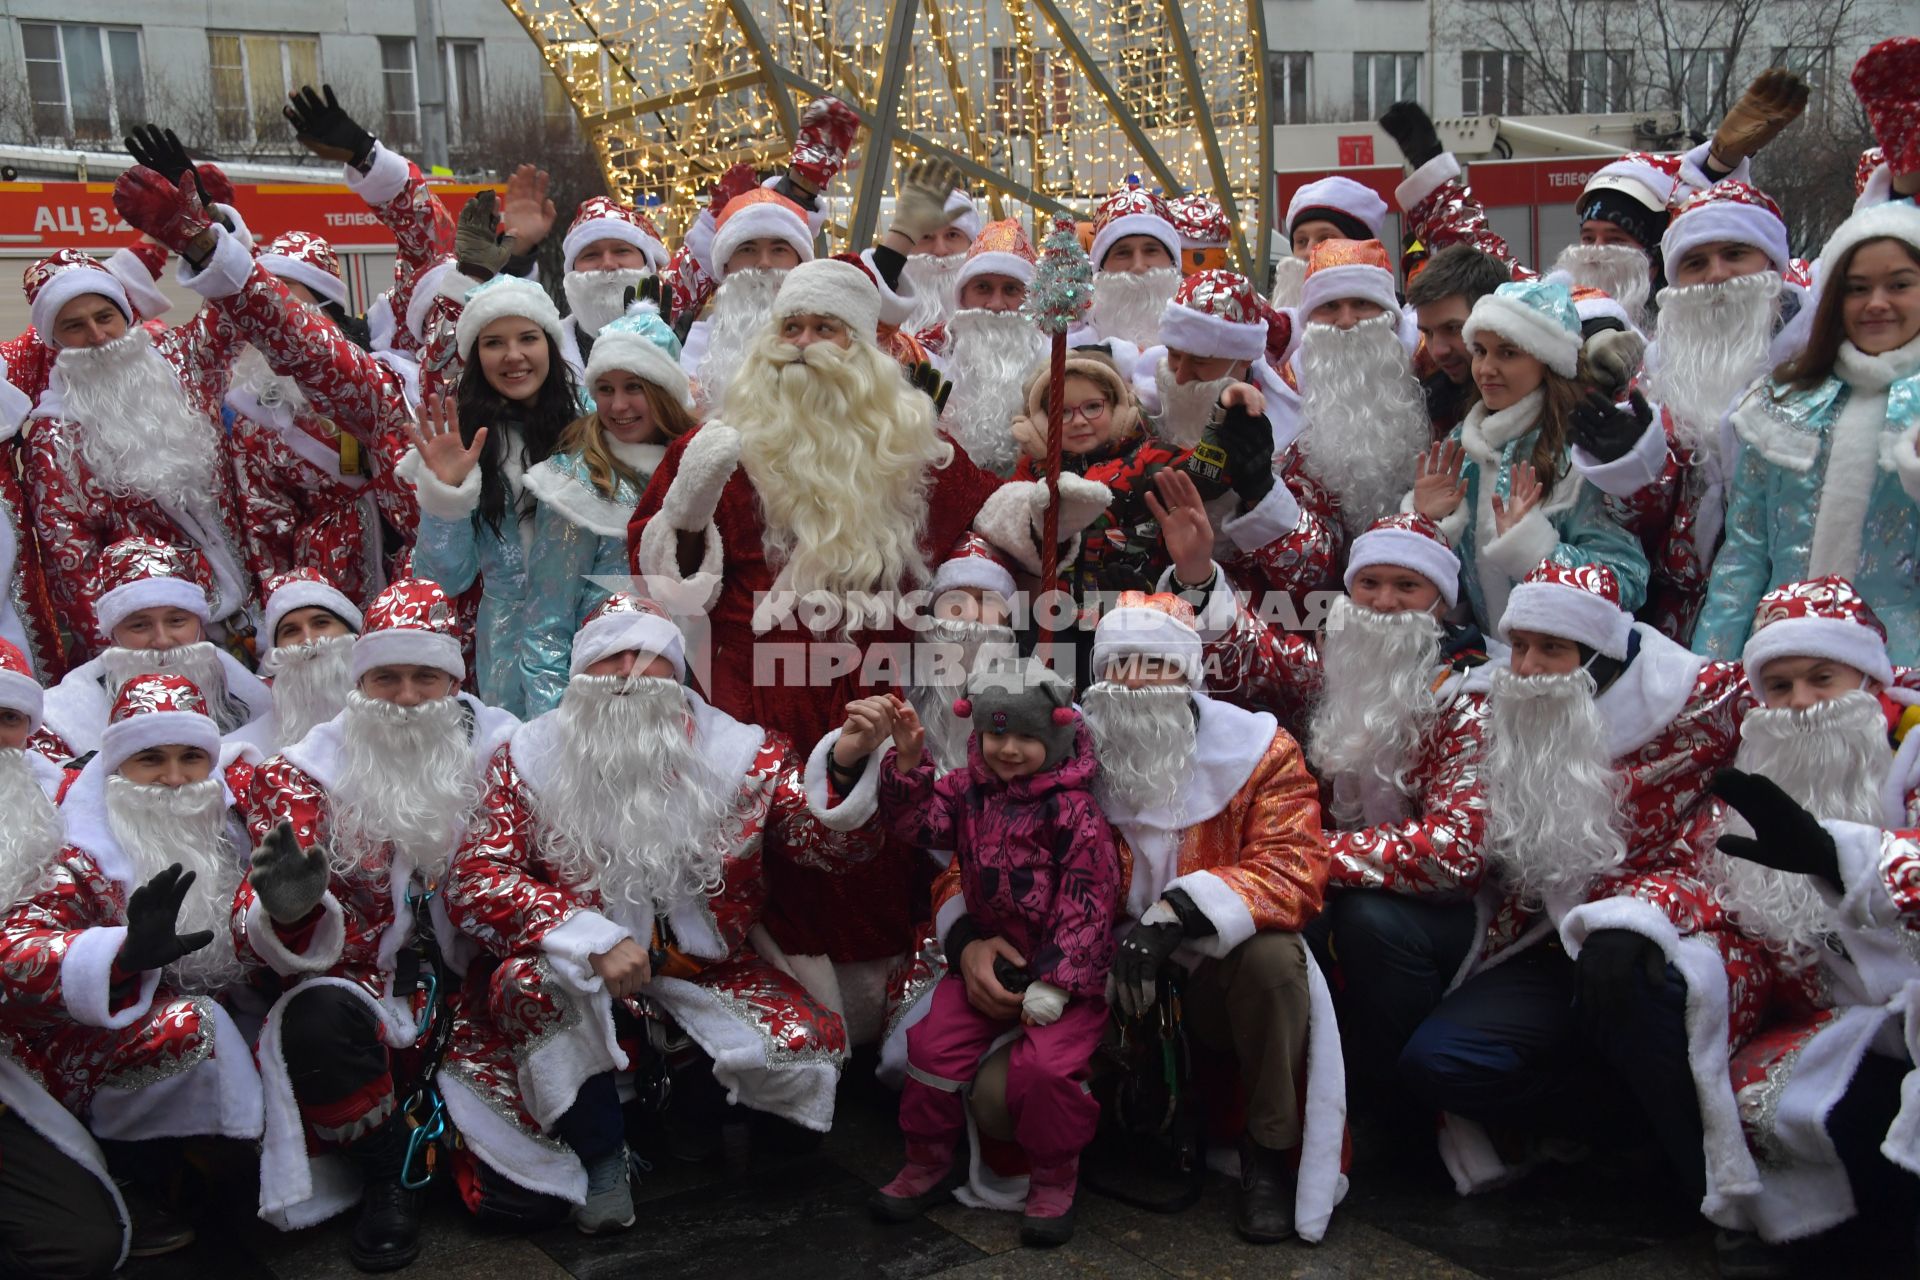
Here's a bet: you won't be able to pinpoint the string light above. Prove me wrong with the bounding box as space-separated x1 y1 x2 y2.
500 0 1266 255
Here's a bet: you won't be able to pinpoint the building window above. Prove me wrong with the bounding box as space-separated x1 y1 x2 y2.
1666 47 1728 133
1353 52 1420 120
1771 45 1834 121
1461 51 1524 116
208 33 320 143
22 22 145 139
380 38 420 149
1268 52 1310 124
442 40 485 143
988 46 1071 137
1569 49 1632 113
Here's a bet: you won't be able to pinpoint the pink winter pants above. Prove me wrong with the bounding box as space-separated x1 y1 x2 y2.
900 976 1107 1169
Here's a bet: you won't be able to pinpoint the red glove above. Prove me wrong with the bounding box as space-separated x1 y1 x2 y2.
706 162 760 220
789 97 861 194
113 167 213 257
194 163 236 211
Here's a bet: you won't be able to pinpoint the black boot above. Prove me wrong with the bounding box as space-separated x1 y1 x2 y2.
348 1122 423 1272
1234 1134 1297 1244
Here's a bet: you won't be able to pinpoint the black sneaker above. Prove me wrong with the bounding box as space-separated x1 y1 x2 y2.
122 1182 196 1257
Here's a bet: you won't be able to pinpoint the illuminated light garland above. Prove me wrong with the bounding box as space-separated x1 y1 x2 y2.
500 0 1270 271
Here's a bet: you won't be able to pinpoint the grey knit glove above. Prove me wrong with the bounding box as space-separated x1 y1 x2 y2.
249 820 330 924
890 157 964 242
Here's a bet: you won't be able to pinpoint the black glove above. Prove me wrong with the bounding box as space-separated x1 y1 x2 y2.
1576 928 1668 1026
1569 389 1653 465
455 189 511 281
1114 919 1184 1020
623 276 676 331
1712 769 1842 891
992 954 1033 994
283 84 376 169
909 360 953 415
1218 403 1275 507
119 864 215 975
123 125 219 211
1379 100 1443 169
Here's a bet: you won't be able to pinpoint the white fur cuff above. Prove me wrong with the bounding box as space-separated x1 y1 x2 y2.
397 448 482 521
245 892 349 976
802 728 885 834
346 143 410 207
1480 509 1561 582
635 515 723 613
60 926 161 1030
539 909 634 993
1221 479 1303 552
1166 871 1258 958
177 226 257 302
1395 152 1461 214
1572 414 1669 499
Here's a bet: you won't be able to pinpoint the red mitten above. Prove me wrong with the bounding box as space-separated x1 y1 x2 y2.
667 242 715 322
113 167 211 255
790 97 861 193
194 162 236 210
706 163 760 220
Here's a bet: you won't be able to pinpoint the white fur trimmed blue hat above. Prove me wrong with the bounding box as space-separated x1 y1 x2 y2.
1463 279 1583 378
583 298 693 412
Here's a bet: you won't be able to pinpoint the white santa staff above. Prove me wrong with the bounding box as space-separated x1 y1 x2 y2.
440 594 883 1228
934 218 1045 476
235 578 517 1266
227 568 365 756
39 538 270 760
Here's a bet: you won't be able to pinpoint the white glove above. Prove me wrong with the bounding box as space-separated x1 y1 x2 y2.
1021 980 1068 1026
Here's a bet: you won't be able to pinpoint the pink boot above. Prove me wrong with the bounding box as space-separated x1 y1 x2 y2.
869 1139 959 1223
1020 1159 1078 1247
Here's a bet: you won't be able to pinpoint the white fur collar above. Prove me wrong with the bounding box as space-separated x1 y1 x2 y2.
41 654 274 755
27 748 62 800
56 752 243 886
521 457 640 537
1594 624 1710 760
1460 388 1545 465
280 692 519 793
508 687 764 806
1100 693 1277 835
608 438 667 475
1836 333 1920 393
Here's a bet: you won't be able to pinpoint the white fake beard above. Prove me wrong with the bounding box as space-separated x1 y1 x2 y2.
1482 667 1627 907
941 309 1047 475
259 634 355 748
1088 267 1181 348
1296 313 1430 536
1648 272 1783 457
231 343 312 416
1152 360 1235 449
531 676 735 912
329 691 477 880
1554 243 1653 330
564 267 652 337
909 618 1019 775
1081 681 1197 819
105 774 246 994
0 750 64 912
696 267 788 414
901 251 967 334
1268 255 1307 311
1710 691 1889 964
100 643 246 734
1307 596 1446 827
55 329 220 506
731 331 949 622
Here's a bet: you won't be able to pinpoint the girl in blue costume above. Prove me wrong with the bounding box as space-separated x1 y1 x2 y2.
519 298 697 713
1695 202 1920 663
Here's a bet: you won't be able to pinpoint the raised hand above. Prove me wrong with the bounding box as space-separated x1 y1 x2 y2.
635 275 676 330
120 864 215 973
283 83 376 169
1491 461 1543 536
500 164 556 253
1412 439 1467 521
124 125 194 184
890 157 965 242
1146 468 1217 588
454 188 510 279
247 820 330 924
890 696 928 773
1712 68 1810 169
1711 769 1842 891
908 361 953 415
1378 100 1443 169
834 695 897 765
405 392 488 489
1570 389 1653 464
112 167 214 258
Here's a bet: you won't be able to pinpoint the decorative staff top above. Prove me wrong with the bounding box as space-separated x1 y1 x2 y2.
1021 213 1094 336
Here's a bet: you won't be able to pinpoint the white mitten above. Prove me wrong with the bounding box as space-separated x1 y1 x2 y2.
661 424 740 531
1021 980 1068 1026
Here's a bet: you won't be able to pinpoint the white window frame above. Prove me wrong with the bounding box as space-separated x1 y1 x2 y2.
380 36 421 150
1269 51 1311 125
1461 50 1524 116
1570 49 1633 114
20 21 145 139
1352 52 1421 121
442 39 486 144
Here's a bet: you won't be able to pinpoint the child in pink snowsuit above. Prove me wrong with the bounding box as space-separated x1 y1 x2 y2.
857 657 1121 1247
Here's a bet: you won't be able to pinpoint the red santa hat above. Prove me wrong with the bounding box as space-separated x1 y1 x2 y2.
773 258 882 346
262 568 364 647
350 578 464 683
932 531 1018 604
1463 278 1583 378
710 189 815 280
1091 591 1204 689
954 219 1037 295
1853 38 1920 181
1158 269 1269 362
1741 577 1896 690
569 592 686 680
92 538 212 643
256 230 349 308
1168 193 1233 250
454 274 568 362
1661 181 1791 276
940 189 983 242
562 197 670 273
0 639 43 735
1285 176 1388 242
25 249 133 346
1297 238 1401 322
1499 560 1633 660
1343 513 1462 608
1090 179 1181 271
98 674 220 777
